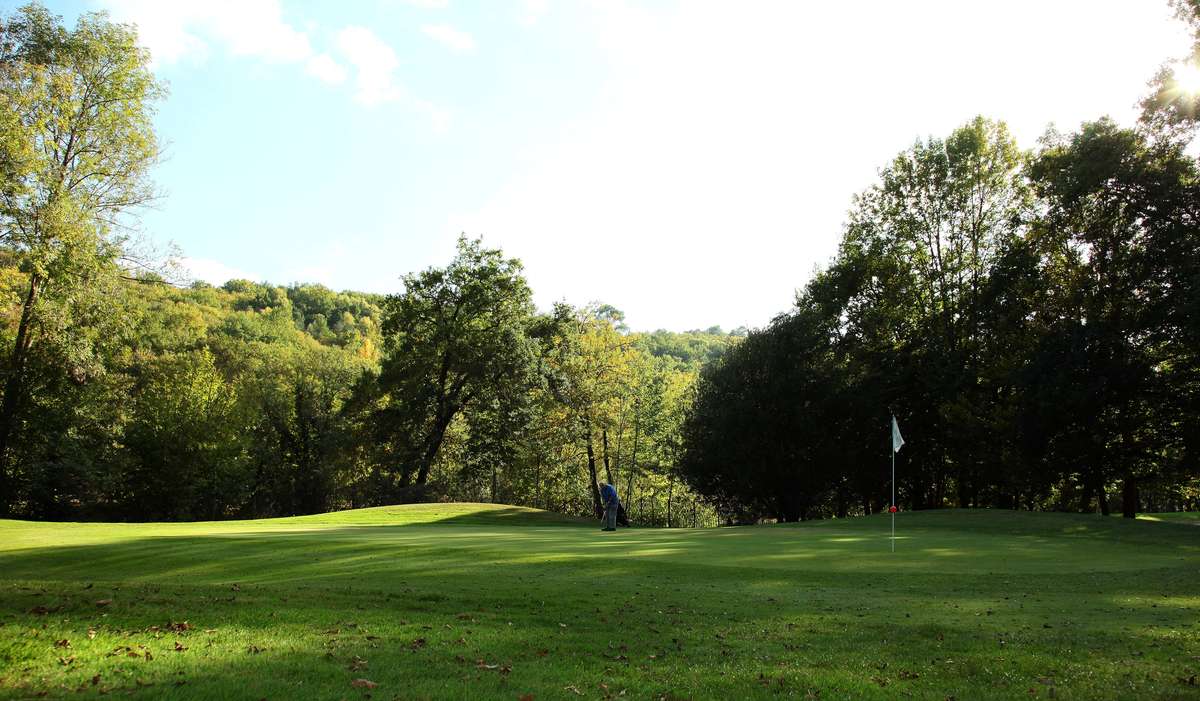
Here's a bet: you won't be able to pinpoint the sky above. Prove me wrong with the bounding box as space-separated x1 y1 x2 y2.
15 0 1195 331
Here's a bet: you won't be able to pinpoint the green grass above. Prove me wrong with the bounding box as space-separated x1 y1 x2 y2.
1 505 1198 700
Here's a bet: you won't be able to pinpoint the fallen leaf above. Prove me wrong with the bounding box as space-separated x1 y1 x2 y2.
57 656 75 666
170 622 191 632
54 639 70 648
95 599 112 607
564 685 583 696
247 644 264 654
87 628 97 640
348 656 368 671
518 694 535 701
91 675 101 686
174 642 187 652
350 679 378 689
410 637 427 650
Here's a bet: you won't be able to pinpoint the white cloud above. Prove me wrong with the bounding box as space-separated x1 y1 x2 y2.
101 0 311 65
336 26 404 105
102 1 447 128
305 53 347 84
402 0 450 8
518 0 549 27
421 24 476 53
180 256 260 286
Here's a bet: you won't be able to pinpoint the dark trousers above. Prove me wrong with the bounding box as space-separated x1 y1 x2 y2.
605 503 619 529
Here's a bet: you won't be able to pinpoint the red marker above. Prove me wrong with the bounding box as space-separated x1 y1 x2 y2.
889 505 898 513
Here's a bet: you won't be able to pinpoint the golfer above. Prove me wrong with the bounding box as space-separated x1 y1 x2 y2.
599 481 619 531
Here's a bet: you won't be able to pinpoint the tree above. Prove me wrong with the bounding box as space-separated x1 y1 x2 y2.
374 236 545 497
0 4 162 513
1029 119 1200 517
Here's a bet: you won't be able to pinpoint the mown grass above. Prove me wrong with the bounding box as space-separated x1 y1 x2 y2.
1 505 1197 700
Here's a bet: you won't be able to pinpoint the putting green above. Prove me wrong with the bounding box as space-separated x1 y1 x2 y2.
1 505 1197 699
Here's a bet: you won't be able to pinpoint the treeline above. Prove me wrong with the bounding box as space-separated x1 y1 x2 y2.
0 5 735 523
0 239 736 521
680 110 1200 520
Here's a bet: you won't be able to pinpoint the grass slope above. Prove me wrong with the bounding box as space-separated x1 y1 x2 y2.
1 506 1197 700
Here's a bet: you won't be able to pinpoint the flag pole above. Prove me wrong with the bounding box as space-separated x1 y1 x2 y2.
891 432 895 553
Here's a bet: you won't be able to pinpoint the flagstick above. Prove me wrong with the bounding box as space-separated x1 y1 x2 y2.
891 440 895 553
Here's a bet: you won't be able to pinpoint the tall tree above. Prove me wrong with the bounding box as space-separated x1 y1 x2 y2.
375 236 544 497
0 4 163 513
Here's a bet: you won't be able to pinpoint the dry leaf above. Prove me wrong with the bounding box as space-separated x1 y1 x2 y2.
87 628 97 640
174 642 187 652
350 679 378 689
54 639 70 648
95 599 112 607
519 695 535 701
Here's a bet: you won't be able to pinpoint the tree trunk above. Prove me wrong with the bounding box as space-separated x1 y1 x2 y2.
626 396 640 521
584 421 602 516
1078 479 1095 513
0 274 41 516
666 473 674 528
601 428 614 484
1121 474 1138 519
414 407 457 487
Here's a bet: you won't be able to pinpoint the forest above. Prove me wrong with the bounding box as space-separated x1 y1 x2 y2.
2 3 1198 525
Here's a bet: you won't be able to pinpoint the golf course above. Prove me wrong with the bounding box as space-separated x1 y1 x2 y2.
1 505 1197 700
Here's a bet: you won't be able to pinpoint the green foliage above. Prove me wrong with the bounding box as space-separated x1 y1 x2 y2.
681 113 1200 522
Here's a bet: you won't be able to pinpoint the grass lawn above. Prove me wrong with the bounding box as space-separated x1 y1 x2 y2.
1 505 1198 700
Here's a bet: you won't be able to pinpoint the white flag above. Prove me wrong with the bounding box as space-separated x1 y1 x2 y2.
892 415 905 453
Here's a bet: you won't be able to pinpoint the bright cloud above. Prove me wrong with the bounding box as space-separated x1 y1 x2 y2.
305 52 347 84
336 26 404 106
102 0 311 65
421 24 476 53
101 0 445 128
518 0 549 27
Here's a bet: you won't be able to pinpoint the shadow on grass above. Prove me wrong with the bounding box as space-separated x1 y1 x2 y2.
1 524 1198 700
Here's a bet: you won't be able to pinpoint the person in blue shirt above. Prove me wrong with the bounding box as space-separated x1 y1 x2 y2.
599 481 619 531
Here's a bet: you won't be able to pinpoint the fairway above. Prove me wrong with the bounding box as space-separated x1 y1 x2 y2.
1 506 1198 700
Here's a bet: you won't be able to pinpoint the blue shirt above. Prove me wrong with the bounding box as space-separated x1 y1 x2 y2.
600 483 619 507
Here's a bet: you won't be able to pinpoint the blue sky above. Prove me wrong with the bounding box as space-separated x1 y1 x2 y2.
15 0 1194 330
